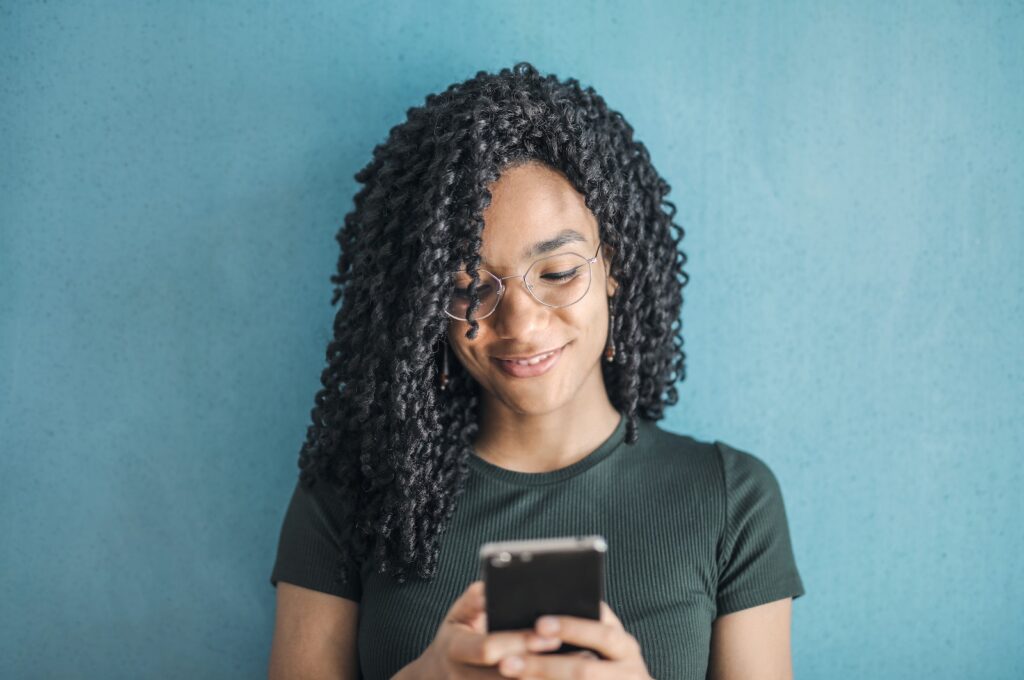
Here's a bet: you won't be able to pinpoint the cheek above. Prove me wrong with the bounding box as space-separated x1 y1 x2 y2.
446 327 490 373
569 299 608 341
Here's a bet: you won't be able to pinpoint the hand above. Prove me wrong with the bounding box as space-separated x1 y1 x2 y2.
415 580 565 678
495 601 653 680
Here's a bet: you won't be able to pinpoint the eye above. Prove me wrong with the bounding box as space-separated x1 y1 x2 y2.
541 267 581 282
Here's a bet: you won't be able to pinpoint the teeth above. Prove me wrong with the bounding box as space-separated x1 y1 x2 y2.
508 350 555 366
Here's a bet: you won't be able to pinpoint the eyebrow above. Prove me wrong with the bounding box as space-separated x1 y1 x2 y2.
520 228 589 260
467 228 591 272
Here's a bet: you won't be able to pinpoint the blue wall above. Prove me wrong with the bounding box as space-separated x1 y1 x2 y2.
2 1 1021 678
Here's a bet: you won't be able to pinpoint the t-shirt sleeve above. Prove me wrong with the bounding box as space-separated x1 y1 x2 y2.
269 477 362 602
713 441 805 618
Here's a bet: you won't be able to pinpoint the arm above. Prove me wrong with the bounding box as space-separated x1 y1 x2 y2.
268 581 360 680
706 597 794 680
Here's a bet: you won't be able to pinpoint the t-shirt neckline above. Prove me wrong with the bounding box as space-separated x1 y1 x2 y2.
467 411 627 486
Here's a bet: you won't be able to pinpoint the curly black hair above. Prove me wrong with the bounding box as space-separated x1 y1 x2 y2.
295 61 689 587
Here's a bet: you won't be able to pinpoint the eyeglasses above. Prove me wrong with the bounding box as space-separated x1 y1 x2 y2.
444 241 603 321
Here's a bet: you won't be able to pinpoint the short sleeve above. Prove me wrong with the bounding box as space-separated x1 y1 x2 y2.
269 478 362 602
713 441 805 618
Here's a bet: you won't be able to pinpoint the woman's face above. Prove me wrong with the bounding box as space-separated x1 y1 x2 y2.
446 161 618 415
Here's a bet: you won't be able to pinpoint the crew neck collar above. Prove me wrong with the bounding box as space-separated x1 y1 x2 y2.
467 411 627 486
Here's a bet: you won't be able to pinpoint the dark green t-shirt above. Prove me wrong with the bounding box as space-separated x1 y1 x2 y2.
270 412 805 679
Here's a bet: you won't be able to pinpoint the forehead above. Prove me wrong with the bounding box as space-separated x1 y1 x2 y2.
475 162 599 268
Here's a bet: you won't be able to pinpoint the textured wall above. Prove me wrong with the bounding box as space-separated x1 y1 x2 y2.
1 1 1021 678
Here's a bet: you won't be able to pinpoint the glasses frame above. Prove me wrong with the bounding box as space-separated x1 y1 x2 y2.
444 240 604 321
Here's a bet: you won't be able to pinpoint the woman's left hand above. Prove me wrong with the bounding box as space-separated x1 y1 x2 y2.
496 601 653 679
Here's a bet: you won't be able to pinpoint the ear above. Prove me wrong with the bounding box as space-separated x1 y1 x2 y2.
602 243 619 297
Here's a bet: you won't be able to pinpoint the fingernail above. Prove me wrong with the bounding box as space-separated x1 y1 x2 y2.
502 655 524 673
537 616 560 634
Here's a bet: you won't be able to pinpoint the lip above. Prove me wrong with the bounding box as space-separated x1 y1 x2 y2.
491 343 567 378
494 345 566 361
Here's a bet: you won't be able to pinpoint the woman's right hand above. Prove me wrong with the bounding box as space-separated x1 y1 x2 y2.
414 580 563 678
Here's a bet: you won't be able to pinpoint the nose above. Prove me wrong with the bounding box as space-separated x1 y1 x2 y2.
490 277 548 338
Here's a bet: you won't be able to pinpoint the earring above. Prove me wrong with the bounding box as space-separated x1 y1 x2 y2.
603 309 616 363
439 339 450 391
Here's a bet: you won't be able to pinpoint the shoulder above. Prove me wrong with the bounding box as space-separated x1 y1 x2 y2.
283 474 352 539
632 419 727 491
639 418 718 461
636 421 786 502
712 440 787 502
639 418 728 473
710 440 805 613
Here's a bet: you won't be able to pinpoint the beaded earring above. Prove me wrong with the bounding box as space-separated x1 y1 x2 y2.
439 339 450 391
604 308 616 363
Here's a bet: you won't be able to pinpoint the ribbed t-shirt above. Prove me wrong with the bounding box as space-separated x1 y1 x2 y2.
270 412 805 679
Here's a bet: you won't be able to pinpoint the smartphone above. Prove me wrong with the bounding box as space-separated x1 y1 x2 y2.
478 535 607 657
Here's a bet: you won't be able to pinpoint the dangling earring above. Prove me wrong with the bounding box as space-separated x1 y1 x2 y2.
603 307 616 363
439 339 450 391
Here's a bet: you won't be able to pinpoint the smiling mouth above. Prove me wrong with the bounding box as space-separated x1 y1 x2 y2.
495 346 563 364
491 343 568 378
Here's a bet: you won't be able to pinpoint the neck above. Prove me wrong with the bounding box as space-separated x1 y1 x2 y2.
472 363 621 473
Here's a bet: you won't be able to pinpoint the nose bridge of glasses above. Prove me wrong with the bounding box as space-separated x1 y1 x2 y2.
494 271 536 304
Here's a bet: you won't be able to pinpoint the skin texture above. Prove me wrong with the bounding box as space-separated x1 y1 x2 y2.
446 160 622 473
268 582 359 680
706 598 795 680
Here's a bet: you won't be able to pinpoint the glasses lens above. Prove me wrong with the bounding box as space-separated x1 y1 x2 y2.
526 252 591 307
444 253 591 320
446 270 500 320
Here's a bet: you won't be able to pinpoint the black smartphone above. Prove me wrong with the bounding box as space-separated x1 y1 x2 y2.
478 535 607 657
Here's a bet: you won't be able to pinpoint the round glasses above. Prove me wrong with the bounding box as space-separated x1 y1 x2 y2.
444 241 603 321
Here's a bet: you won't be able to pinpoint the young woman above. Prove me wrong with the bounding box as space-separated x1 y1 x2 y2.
268 62 805 680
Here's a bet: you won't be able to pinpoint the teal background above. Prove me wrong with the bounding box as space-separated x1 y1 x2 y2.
2 1 1021 678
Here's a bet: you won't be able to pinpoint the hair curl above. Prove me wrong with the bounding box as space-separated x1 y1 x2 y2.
295 61 689 587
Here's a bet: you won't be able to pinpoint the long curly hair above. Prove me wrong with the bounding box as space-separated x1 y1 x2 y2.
296 61 689 587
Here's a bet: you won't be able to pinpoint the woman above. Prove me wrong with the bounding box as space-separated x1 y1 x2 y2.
269 62 805 680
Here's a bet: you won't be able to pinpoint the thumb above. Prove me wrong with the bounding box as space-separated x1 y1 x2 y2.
446 580 486 625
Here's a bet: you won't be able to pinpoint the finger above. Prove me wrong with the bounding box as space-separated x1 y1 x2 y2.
533 615 638 661
446 580 486 624
573 650 599 659
599 601 623 628
499 651 620 679
448 628 564 666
